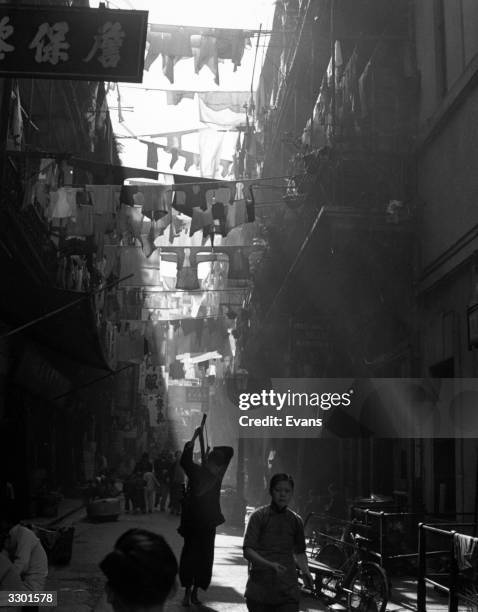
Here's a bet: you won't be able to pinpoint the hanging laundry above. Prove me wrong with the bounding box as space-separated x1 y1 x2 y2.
246 185 255 222
158 251 178 290
201 206 215 245
146 142 159 169
119 184 138 207
199 128 225 178
86 184 121 215
190 207 206 236
198 97 245 129
211 201 227 236
126 184 172 221
66 203 95 237
199 255 229 291
59 235 96 258
244 130 258 178
219 159 232 178
225 195 247 233
160 29 194 83
183 151 195 172
118 203 144 239
144 32 162 71
176 247 200 290
191 33 219 84
166 91 195 105
216 30 248 70
119 246 162 286
173 174 215 215
141 224 156 258
48 187 79 219
206 186 234 208
203 190 230 237
236 131 246 178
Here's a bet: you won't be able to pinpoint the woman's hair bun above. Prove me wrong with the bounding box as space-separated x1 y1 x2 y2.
100 529 178 607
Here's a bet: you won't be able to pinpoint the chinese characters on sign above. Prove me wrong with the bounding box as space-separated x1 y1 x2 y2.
29 22 70 65
0 16 14 60
84 22 125 68
0 6 147 81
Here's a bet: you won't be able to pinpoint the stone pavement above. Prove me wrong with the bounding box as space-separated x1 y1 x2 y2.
37 500 450 612
41 502 326 612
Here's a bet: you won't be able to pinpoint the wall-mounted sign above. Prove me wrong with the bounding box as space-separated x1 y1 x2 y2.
0 5 147 81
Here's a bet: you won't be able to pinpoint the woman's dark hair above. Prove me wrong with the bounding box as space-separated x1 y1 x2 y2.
100 528 178 607
269 473 295 494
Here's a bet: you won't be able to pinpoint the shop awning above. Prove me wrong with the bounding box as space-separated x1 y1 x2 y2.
0 278 111 372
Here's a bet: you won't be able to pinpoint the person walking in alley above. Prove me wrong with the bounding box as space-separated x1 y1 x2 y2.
131 469 146 514
169 450 186 515
0 508 48 592
143 469 161 514
134 451 153 475
243 473 313 612
99 528 178 612
122 471 135 514
154 451 173 511
178 426 233 606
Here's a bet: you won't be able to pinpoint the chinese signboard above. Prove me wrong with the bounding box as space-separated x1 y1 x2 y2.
0 5 147 81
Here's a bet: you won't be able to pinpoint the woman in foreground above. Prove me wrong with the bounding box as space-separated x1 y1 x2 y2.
243 473 313 612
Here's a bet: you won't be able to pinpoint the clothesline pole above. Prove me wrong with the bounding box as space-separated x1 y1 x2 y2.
50 362 135 402
250 24 262 126
264 207 325 320
0 273 134 339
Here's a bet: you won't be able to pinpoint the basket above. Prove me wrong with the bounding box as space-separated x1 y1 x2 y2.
33 525 74 565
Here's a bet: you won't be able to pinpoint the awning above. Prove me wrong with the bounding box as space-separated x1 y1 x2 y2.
0 277 111 372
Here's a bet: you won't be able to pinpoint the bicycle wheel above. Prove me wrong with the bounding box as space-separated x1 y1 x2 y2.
348 561 389 612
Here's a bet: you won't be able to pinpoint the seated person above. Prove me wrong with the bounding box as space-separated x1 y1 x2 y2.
0 508 48 591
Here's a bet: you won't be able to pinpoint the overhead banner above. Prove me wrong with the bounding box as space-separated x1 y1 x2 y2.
0 5 147 81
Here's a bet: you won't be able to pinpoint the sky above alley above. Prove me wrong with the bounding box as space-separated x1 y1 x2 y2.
89 0 276 174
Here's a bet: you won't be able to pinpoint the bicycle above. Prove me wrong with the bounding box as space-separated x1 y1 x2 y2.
301 529 389 612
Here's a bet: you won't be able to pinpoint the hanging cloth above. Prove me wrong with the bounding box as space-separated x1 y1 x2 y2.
173 174 216 215
176 247 200 290
192 33 219 85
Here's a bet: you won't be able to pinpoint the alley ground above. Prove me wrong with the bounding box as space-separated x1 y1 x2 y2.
44 506 327 612
41 504 449 612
